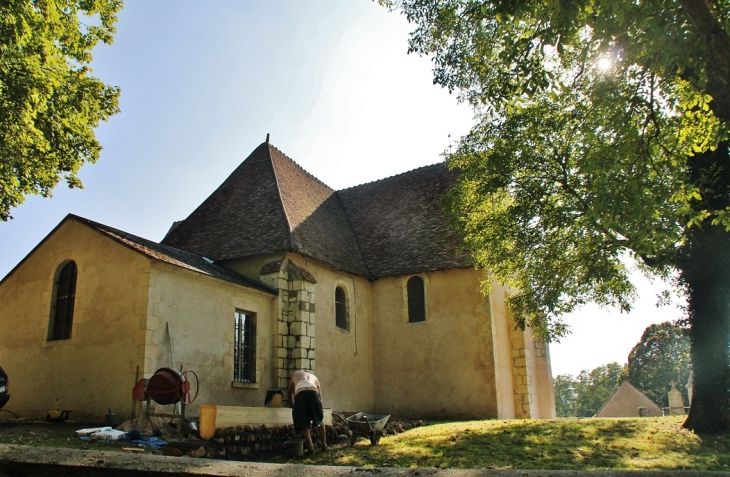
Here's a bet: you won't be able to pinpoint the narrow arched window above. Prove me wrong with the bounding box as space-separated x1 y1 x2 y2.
335 286 348 330
50 261 77 341
407 276 425 323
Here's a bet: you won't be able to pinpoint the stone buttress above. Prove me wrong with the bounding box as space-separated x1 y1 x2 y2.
260 258 317 392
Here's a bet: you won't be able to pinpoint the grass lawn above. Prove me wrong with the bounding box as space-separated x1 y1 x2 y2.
270 416 730 470
3 416 730 470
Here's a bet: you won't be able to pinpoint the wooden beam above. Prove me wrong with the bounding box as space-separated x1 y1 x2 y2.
199 405 333 440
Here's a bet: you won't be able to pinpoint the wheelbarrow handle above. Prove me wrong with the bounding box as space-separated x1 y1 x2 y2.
333 412 349 426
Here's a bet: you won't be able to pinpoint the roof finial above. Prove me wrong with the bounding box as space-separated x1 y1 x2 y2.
266 133 270 143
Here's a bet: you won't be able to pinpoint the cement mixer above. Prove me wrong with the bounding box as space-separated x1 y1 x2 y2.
132 367 199 437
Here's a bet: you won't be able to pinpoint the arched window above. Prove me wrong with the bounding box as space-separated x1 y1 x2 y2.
335 286 348 330
49 261 77 341
407 276 425 323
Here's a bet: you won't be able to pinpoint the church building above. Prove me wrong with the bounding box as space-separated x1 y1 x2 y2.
0 140 556 421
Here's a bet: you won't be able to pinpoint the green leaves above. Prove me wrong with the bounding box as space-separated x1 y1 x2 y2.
387 0 730 341
445 66 688 338
0 0 122 220
391 0 730 434
555 363 626 417
624 322 691 408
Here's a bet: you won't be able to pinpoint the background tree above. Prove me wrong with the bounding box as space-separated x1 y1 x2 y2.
0 0 122 220
574 363 625 417
554 363 625 417
623 321 691 408
553 374 577 417
384 0 730 432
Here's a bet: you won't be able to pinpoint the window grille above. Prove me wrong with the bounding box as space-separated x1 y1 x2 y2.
234 310 256 383
50 261 77 340
407 276 426 323
335 286 348 330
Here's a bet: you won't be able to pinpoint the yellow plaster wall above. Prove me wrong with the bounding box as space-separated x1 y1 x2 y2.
285 254 375 413
371 268 498 420
0 220 149 421
146 261 277 415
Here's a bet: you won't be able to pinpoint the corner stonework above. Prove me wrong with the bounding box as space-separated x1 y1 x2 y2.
260 258 317 390
509 325 536 419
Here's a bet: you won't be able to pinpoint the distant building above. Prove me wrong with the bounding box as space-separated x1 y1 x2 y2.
595 381 662 417
0 141 556 421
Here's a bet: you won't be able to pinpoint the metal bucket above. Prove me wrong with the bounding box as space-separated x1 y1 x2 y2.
283 438 304 457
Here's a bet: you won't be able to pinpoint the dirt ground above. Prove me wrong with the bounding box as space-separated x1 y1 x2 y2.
0 417 175 455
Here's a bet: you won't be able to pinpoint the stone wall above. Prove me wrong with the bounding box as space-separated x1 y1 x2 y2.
163 418 427 460
509 326 534 419
261 259 317 391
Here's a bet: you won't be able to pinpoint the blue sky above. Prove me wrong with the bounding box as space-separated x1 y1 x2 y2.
0 1 682 377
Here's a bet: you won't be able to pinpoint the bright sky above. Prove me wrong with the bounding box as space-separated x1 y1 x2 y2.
0 1 683 378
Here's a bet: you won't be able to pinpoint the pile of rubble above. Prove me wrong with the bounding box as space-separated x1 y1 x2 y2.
163 417 428 460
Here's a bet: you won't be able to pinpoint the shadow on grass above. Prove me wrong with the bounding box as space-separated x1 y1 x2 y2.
280 417 730 470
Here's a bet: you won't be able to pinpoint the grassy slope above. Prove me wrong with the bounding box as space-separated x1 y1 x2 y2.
273 416 730 470
3 416 730 470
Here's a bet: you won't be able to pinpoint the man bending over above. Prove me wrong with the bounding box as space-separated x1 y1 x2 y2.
288 370 327 454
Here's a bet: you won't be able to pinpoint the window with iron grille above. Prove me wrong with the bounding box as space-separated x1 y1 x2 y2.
49 261 77 341
335 286 348 330
234 310 256 383
407 276 426 323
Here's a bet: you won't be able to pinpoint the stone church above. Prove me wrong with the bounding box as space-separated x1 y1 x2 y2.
0 140 556 421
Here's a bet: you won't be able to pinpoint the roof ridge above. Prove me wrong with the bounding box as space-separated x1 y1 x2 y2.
266 143 295 249
268 143 335 192
336 161 445 192
332 192 374 280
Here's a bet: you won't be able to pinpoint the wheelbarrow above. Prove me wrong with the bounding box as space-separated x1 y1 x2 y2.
334 412 390 446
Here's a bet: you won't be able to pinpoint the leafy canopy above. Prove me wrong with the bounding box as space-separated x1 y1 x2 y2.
383 0 729 339
0 0 122 220
622 321 691 408
555 362 625 417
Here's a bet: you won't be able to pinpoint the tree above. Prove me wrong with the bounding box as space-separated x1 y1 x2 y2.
553 374 577 417
0 0 122 220
623 321 691 408
554 363 625 417
574 363 625 417
384 0 730 432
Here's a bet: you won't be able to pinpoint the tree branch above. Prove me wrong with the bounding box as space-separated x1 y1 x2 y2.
679 0 730 121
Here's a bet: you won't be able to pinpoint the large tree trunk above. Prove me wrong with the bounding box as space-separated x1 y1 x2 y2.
682 225 730 433
677 1 730 434
681 143 730 434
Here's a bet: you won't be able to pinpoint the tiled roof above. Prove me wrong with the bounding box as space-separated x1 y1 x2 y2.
161 143 369 276
161 143 291 260
71 215 277 294
337 163 471 278
162 142 471 280
269 146 369 277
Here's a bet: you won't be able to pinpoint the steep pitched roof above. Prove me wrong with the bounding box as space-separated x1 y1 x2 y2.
337 163 471 278
162 143 369 276
161 143 292 260
2 214 277 294
594 381 662 417
163 142 471 279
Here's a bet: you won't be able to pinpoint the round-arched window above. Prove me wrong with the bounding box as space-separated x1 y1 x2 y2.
335 286 348 330
407 276 425 323
50 261 77 340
